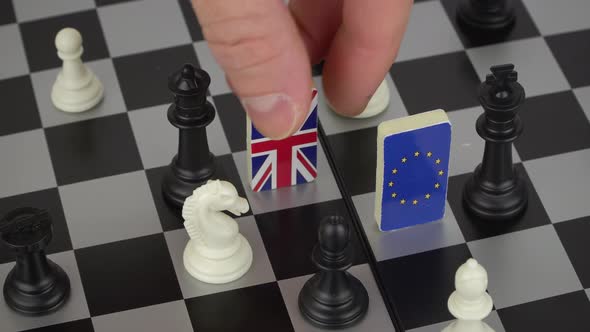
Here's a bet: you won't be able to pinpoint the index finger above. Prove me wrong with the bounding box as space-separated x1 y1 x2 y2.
322 0 413 117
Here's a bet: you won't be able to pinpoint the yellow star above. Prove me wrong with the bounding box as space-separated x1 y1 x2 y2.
392 168 398 174
425 193 431 199
427 152 432 157
435 183 440 189
435 158 441 164
413 199 418 205
438 170 444 176
391 193 397 198
401 157 407 163
400 199 406 205
414 151 420 157
388 181 394 187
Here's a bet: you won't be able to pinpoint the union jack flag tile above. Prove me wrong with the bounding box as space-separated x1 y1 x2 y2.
247 89 319 192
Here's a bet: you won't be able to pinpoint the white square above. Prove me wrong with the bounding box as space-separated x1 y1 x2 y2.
467 37 570 98
59 171 163 249
0 25 29 80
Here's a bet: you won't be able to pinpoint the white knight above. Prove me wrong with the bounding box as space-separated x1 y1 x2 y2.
182 180 252 284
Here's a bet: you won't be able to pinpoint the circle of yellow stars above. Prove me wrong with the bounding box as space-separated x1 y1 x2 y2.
389 151 445 206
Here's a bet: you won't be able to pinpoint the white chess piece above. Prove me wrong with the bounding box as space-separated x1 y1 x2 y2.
181 180 253 284
442 258 495 332
354 78 390 118
51 27 103 113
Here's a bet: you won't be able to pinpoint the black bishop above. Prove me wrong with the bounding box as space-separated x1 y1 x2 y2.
162 64 216 209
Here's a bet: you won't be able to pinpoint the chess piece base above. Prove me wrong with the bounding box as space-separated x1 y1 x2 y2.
3 260 70 315
298 272 369 329
448 290 493 321
51 72 103 113
353 79 390 119
462 165 528 221
161 154 215 208
183 235 253 284
442 319 495 332
457 1 515 32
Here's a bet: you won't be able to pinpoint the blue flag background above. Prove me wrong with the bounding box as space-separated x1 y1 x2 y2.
379 122 451 231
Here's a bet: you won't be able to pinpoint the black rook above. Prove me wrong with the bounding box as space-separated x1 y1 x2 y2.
162 64 216 209
1 208 70 314
463 64 528 221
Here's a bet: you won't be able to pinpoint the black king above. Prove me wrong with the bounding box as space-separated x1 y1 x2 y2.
462 64 528 221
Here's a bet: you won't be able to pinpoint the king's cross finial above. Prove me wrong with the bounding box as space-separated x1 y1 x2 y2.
485 64 518 99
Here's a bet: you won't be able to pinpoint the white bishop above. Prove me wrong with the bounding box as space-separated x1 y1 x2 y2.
442 258 495 332
51 27 103 113
181 180 253 284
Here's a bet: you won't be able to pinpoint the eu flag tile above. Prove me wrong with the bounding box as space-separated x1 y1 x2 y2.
374 109 452 231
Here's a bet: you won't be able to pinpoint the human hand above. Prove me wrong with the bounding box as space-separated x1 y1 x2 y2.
192 0 413 139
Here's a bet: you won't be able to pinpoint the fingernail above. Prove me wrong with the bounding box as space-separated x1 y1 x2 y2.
241 93 297 140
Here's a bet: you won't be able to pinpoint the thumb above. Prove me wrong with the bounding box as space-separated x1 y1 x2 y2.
192 0 312 140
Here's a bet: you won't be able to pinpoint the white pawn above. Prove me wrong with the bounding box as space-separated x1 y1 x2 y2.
51 27 103 113
328 78 390 118
181 180 253 284
442 258 495 332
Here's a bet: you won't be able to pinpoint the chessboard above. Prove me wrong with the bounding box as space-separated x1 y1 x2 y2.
0 0 394 331
313 0 590 331
0 0 589 332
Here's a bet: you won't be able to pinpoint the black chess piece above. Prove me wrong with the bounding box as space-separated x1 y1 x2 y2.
298 216 368 328
463 64 528 221
1 208 70 314
162 64 216 208
457 0 516 32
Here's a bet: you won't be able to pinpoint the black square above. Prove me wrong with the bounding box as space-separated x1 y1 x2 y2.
113 44 198 111
213 93 247 153
44 113 143 185
377 244 472 330
514 91 590 161
498 291 590 332
0 188 72 264
75 233 182 316
0 75 41 136
95 0 138 6
390 52 480 114
440 0 540 48
0 0 15 25
326 127 376 196
447 163 551 242
185 282 294 332
146 153 249 232
554 217 590 288
19 10 109 72
256 199 367 280
178 0 203 42
546 29 590 89
21 319 95 332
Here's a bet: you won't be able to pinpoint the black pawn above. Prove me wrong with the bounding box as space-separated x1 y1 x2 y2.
298 216 368 328
457 0 516 32
162 64 216 208
463 64 528 221
1 208 70 314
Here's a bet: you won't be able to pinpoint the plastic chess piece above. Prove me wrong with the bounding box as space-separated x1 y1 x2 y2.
353 78 390 118
457 0 515 33
162 64 216 209
462 64 527 221
442 258 495 332
181 180 252 284
328 78 390 118
51 27 103 113
298 216 369 328
1 208 70 315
